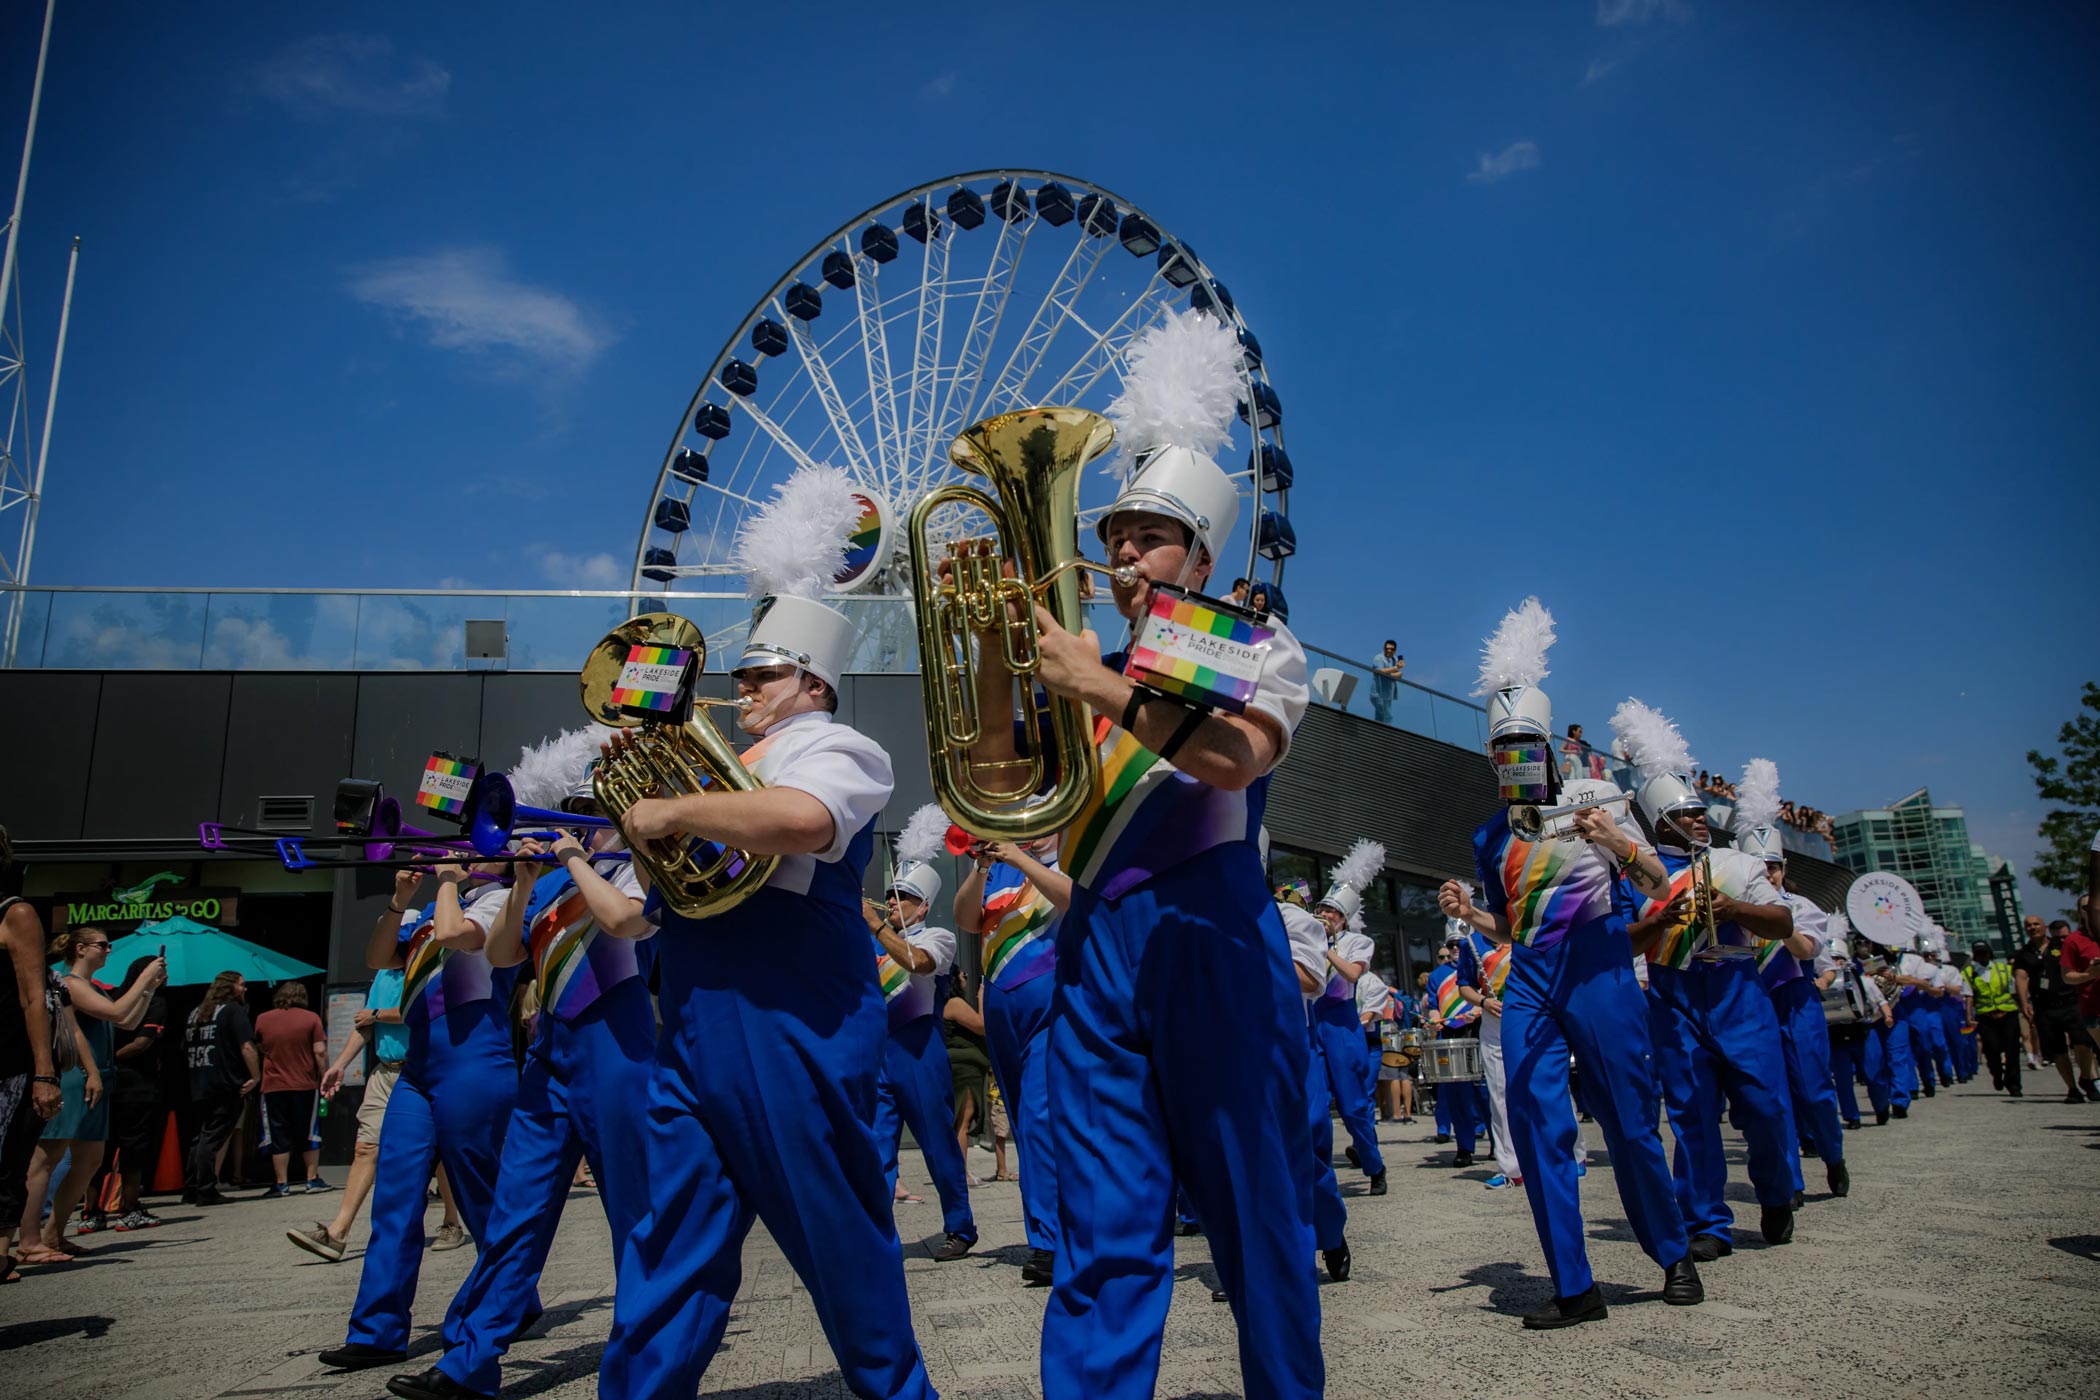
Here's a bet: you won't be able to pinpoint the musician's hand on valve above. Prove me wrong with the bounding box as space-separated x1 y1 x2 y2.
1569 804 1631 856
620 797 684 843
1437 880 1473 921
1028 604 1102 699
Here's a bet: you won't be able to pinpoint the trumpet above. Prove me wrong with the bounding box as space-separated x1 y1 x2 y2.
1510 791 1636 842
1681 848 1722 954
907 406 1126 843
581 612 778 919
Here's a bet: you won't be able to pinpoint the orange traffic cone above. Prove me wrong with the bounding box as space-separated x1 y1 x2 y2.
152 1112 184 1194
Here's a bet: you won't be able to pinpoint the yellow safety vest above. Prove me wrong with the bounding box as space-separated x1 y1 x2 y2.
1967 961 2016 1016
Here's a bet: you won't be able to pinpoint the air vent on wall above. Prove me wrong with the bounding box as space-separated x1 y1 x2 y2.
256 795 314 831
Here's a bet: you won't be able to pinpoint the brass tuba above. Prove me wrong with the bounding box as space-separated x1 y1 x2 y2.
580 613 778 918
907 406 1120 842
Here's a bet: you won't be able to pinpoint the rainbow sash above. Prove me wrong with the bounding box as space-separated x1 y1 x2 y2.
1479 942 1512 998
1065 714 1254 899
982 879 1056 988
876 939 938 1026
1639 855 1761 969
528 885 597 1017
1432 969 1475 1028
401 924 451 1012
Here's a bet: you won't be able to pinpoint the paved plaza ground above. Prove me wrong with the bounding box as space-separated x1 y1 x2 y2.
5 1082 2096 1399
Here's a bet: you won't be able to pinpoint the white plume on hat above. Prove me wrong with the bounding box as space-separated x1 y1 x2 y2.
1103 307 1245 480
895 804 948 866
1611 699 1694 783
510 725 617 809
731 463 864 602
1473 597 1556 697
1735 759 1781 833
1330 839 1385 897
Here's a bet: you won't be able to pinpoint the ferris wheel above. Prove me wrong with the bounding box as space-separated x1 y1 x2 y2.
631 170 1296 660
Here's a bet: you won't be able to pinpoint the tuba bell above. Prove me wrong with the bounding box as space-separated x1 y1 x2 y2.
580 612 778 918
906 406 1123 843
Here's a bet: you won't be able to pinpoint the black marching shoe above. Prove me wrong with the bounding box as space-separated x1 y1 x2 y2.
1875 1108 1890 1124
1453 1150 1475 1168
387 1368 491 1400
2009 1086 2024 1098
1211 1288 1231 1303
1760 1205 1795 1246
318 1343 408 1371
1344 1145 1363 1172
1433 1132 1452 1144
1687 1232 1732 1262
2065 1090 2087 1105
1323 1243 1351 1282
1021 1248 1054 1286
1921 1084 1935 1098
1174 1219 1203 1237
1891 1105 1908 1119
1522 1285 1609 1330
1826 1160 1851 1198
1790 1190 1806 1211
1842 1118 1862 1130
1367 1171 1388 1197
1662 1257 1704 1306
932 1232 974 1262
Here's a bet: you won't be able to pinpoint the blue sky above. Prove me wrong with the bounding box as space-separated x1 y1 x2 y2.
4 1 2096 911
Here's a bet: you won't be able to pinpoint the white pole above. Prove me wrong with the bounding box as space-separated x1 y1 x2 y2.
0 0 57 311
3 233 73 667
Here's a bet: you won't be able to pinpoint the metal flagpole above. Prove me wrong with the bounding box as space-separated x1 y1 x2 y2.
1 0 59 666
7 233 79 666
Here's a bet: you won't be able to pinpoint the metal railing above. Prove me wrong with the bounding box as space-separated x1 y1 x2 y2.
0 584 1849 849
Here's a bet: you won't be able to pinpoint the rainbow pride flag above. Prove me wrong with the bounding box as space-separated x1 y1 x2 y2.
1124 590 1272 714
417 754 475 816
610 645 691 713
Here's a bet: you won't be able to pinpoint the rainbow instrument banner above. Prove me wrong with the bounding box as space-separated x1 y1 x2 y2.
1124 583 1272 716
611 644 694 716
416 753 477 817
1492 744 1554 802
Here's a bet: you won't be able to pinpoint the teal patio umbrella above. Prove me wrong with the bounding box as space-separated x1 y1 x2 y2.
100 916 325 986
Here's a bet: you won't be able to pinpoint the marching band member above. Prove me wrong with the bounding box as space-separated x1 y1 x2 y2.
598 466 932 1400
1827 941 1893 1128
1453 921 1518 1189
320 866 522 1373
1733 761 1850 1200
1356 964 1413 1123
1313 841 1389 1194
1278 881 1354 1282
1442 603 1697 1329
1423 938 1484 1169
870 805 977 1262
1611 700 1798 1258
958 310 1319 1396
388 735 654 1400
1891 938 1949 1101
1937 955 1975 1083
955 831 1068 1286
1870 941 1919 1119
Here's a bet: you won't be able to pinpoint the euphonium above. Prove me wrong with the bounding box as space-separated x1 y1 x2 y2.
580 613 778 918
906 406 1121 842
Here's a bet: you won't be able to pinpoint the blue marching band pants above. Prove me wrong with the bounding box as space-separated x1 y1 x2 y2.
875 1013 978 1245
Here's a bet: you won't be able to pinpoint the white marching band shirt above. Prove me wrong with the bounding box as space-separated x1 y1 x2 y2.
1279 902 1329 1018
739 710 895 891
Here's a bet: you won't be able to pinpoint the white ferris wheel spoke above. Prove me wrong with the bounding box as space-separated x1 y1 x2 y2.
781 298 875 482
985 233 1112 415
725 388 835 484
850 250 903 483
1035 272 1173 405
903 197 952 497
933 212 1032 447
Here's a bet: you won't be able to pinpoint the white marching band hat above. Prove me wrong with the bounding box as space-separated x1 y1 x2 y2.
730 463 867 690
1611 698 1704 837
886 859 943 907
739 593 855 690
1733 758 1785 864
1475 597 1558 743
1316 838 1385 923
1097 308 1246 572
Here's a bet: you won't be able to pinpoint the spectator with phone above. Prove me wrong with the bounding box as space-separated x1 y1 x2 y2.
1369 641 1403 723
16 926 166 1262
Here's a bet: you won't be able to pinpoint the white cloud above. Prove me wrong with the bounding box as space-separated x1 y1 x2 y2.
540 550 625 587
919 72 959 102
347 248 614 370
1596 0 1689 25
1583 55 1624 85
257 34 450 119
1466 141 1541 186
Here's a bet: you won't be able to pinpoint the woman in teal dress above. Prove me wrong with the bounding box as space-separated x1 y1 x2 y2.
15 926 165 1264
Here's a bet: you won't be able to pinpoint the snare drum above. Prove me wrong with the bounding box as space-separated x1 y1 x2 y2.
1417 1037 1485 1084
1820 967 1870 1026
1396 1027 1425 1065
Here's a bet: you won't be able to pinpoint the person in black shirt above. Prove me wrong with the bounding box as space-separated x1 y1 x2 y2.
184 971 259 1205
106 958 171 1228
2014 917 2100 1103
